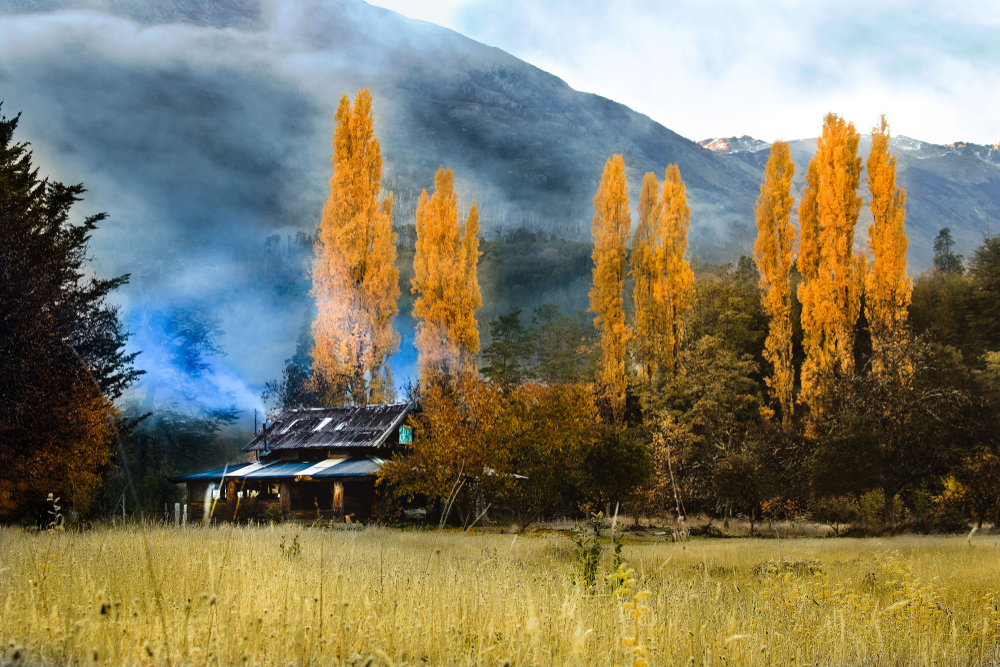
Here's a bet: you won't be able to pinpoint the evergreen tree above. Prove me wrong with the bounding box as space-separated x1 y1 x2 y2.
968 235 1000 352
530 304 595 385
312 88 399 406
0 106 141 520
933 227 965 275
481 308 532 387
689 258 767 362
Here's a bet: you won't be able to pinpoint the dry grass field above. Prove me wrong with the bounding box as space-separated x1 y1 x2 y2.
1 524 999 666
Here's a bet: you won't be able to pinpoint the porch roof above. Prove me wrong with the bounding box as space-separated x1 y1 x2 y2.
170 456 385 483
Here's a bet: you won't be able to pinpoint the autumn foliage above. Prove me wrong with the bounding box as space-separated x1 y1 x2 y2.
312 88 400 405
753 140 796 427
797 113 866 424
865 114 911 374
412 167 482 382
659 165 696 379
633 165 695 397
380 376 612 532
590 155 632 421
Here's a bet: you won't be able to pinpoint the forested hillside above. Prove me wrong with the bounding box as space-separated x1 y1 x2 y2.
2 0 997 424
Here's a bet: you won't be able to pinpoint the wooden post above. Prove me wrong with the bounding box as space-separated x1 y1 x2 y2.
175 503 181 527
280 482 291 514
183 504 188 526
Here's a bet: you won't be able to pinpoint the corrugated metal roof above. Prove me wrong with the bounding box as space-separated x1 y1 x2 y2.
309 457 382 477
243 462 313 478
171 457 385 483
226 462 268 477
243 403 413 453
170 465 233 482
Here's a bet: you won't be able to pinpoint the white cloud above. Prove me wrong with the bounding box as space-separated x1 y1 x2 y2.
366 0 1000 145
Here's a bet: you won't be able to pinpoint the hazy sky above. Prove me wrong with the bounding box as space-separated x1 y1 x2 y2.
368 0 1000 146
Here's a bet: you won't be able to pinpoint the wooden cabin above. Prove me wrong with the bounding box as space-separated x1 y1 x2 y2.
171 402 414 523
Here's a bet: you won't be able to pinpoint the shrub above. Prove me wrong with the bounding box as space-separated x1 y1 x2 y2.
811 495 860 535
264 504 283 524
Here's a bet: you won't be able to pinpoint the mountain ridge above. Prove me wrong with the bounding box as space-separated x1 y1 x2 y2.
701 133 1000 167
1 0 997 404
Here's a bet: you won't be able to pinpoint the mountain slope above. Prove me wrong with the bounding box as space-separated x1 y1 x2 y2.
0 0 768 262
1 0 997 403
700 135 1000 268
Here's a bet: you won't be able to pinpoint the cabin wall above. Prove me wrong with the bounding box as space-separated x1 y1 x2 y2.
180 478 377 523
343 480 376 521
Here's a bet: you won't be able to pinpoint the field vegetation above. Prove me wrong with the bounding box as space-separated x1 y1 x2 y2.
2 524 1000 667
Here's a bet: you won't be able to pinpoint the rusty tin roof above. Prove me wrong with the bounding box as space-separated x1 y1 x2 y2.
243 403 413 453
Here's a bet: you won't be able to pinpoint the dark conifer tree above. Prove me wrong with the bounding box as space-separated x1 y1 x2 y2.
0 106 141 520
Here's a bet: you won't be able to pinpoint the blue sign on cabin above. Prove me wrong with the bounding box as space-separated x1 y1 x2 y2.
399 425 412 444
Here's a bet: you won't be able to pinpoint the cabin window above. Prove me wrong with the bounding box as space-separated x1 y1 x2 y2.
281 451 298 461
399 425 412 444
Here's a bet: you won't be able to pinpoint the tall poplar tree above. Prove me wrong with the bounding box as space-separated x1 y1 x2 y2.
632 165 695 401
659 164 696 379
590 155 631 422
312 88 399 406
633 172 662 384
412 167 482 383
797 113 866 423
865 114 911 375
753 140 796 428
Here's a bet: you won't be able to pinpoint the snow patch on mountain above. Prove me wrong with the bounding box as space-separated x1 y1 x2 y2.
701 132 999 167
892 136 1000 166
891 135 926 152
698 135 771 154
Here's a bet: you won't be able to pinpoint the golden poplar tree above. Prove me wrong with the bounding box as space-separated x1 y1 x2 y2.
797 113 866 422
312 88 400 406
590 155 631 422
865 114 911 374
753 140 796 428
659 163 695 379
797 159 823 409
632 172 662 383
412 167 482 383
631 165 695 398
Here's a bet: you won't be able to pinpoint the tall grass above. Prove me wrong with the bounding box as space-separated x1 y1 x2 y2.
1 525 998 666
